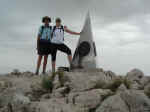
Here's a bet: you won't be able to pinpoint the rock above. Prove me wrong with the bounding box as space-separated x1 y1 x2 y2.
50 87 69 99
11 69 21 76
40 93 51 101
126 69 144 90
67 90 101 110
0 69 150 112
0 88 30 112
21 71 35 77
120 90 150 112
117 84 127 93
67 89 113 111
0 88 15 107
0 80 12 92
144 83 150 98
30 78 47 101
13 93 30 104
65 71 116 92
141 76 150 87
96 94 129 112
28 98 77 112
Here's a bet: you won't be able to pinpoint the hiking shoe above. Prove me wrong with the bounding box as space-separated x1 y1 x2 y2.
35 71 39 75
42 72 46 75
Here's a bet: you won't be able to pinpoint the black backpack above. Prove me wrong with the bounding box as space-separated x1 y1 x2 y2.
51 25 64 40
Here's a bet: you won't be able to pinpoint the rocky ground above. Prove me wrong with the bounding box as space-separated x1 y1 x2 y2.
0 68 150 112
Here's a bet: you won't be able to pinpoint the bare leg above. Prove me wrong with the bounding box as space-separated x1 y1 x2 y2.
36 55 43 75
52 61 56 73
68 55 72 65
42 55 48 74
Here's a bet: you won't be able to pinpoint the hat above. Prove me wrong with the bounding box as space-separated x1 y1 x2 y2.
42 16 51 23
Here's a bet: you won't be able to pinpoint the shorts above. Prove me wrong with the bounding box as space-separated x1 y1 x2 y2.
51 43 72 61
38 39 51 55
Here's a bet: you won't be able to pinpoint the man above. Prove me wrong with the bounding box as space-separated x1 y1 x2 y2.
51 18 81 73
36 16 52 75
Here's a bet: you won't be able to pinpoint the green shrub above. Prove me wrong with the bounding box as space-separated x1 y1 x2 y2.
41 76 53 93
123 78 131 89
106 78 123 92
57 71 65 87
94 81 107 89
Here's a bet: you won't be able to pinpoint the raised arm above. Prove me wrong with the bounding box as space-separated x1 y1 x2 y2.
64 26 80 35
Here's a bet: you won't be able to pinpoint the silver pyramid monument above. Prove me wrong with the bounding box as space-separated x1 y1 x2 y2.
71 12 97 69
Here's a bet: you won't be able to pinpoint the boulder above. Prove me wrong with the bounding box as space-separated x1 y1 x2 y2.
144 83 150 98
126 69 144 89
0 88 30 112
141 76 150 87
117 84 127 93
64 70 116 92
67 89 112 110
120 90 150 112
96 94 129 112
28 98 77 112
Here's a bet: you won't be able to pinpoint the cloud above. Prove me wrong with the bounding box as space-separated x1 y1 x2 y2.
0 0 150 75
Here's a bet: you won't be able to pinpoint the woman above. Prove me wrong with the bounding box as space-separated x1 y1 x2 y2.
35 16 52 75
51 18 81 73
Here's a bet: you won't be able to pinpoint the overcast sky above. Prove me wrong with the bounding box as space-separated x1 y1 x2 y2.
0 0 150 75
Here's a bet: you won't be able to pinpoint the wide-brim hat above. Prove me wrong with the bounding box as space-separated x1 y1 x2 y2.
42 16 51 23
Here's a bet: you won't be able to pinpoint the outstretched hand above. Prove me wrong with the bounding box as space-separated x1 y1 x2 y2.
64 26 81 35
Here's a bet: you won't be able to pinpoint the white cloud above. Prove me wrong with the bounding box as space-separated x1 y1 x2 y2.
0 0 150 75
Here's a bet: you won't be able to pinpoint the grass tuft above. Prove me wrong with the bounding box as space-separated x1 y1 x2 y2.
41 76 53 93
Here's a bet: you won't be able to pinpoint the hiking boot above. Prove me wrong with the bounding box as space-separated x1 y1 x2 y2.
35 70 39 75
42 71 46 75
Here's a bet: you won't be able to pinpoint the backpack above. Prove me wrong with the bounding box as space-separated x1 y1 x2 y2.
51 25 64 41
40 25 52 37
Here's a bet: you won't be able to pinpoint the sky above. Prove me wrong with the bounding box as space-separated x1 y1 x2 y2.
0 0 150 75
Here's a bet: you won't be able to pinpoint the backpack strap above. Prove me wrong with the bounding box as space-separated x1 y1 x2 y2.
61 25 64 41
49 26 52 30
61 25 64 32
40 26 45 36
51 26 56 39
51 25 65 41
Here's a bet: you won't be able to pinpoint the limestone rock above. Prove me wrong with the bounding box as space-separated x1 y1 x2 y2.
67 89 100 110
96 94 129 112
141 76 150 87
117 84 127 93
65 71 116 92
28 98 77 112
51 87 69 98
0 69 150 112
126 69 144 89
67 89 113 111
120 90 150 112
0 88 30 112
144 83 150 98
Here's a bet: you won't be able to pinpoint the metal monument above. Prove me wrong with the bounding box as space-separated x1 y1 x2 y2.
71 12 97 69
